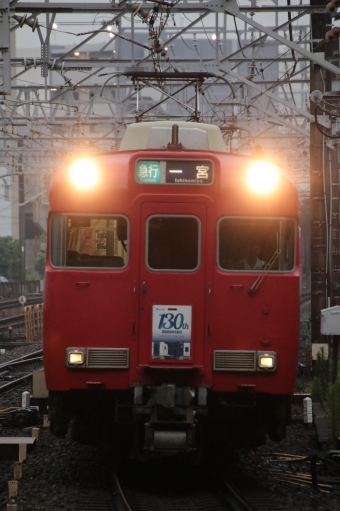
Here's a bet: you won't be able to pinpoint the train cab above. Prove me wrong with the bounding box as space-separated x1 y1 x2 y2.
43 121 300 456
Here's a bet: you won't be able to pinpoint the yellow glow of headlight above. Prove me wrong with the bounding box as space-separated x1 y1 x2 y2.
246 161 279 194
69 159 99 190
258 356 274 368
69 352 84 364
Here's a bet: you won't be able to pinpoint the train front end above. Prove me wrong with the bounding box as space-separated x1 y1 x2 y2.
43 121 299 457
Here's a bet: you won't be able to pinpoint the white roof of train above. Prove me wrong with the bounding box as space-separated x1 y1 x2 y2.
119 121 226 152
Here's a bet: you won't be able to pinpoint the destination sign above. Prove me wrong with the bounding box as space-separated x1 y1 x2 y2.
136 159 213 185
166 160 212 184
135 160 161 184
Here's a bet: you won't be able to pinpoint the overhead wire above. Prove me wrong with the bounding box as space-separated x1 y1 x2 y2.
5 6 318 160
233 16 252 59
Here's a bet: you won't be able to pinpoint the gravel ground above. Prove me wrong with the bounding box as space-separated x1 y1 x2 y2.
239 405 340 511
0 342 42 365
2 306 339 511
1 388 339 511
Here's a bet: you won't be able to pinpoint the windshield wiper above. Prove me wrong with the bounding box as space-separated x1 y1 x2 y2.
248 249 281 295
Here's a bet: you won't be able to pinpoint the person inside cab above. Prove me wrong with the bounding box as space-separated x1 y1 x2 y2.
235 240 265 270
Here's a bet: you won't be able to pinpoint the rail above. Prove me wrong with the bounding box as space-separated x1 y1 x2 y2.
0 315 25 334
0 352 44 394
0 295 43 312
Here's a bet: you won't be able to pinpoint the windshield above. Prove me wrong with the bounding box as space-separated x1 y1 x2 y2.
218 217 295 272
50 214 128 268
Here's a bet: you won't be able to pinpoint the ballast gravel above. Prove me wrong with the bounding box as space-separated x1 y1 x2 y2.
1 345 340 511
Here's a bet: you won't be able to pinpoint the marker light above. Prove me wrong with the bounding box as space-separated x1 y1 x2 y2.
68 352 84 364
69 158 99 189
246 160 279 194
258 353 276 370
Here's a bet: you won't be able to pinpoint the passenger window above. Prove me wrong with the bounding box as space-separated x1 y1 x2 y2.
50 215 128 268
147 216 199 271
218 217 295 272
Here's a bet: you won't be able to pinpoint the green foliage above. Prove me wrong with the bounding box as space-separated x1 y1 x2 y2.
26 270 41 281
312 346 340 445
295 378 306 393
311 377 323 405
0 236 20 280
34 251 46 279
311 347 330 406
324 375 340 441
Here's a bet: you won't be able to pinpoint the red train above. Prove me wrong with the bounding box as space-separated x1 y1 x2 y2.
43 121 300 458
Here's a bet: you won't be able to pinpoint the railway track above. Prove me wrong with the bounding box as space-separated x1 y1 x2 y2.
222 467 286 511
0 297 43 331
300 292 311 306
0 314 25 334
0 350 43 393
112 461 287 511
0 295 43 312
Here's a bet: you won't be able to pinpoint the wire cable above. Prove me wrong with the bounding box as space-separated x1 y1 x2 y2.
314 104 340 139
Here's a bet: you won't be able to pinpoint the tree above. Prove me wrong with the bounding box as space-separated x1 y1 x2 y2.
0 236 20 280
35 251 46 279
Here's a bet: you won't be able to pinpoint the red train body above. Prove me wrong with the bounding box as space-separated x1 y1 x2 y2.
43 121 300 457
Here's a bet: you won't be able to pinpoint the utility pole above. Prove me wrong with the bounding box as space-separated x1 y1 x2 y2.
18 166 25 282
0 0 11 96
310 0 340 371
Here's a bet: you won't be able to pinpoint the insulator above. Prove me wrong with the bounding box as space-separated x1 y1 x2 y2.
12 14 27 28
153 38 163 53
326 2 337 13
128 3 142 15
63 75 75 88
310 90 323 103
331 26 340 38
325 30 333 42
325 26 340 42
310 90 340 117
139 9 152 21
25 18 39 32
12 14 38 32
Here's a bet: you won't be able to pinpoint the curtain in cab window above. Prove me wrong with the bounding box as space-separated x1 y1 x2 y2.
218 218 295 272
50 214 128 268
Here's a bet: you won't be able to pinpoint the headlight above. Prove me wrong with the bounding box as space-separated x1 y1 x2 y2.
246 161 279 194
257 351 276 371
66 348 86 367
69 158 99 189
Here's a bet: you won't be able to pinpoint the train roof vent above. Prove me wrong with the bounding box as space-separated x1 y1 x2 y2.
120 121 226 152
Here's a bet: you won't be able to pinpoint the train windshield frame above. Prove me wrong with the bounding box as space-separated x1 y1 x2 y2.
50 213 128 269
218 216 296 272
146 215 200 272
